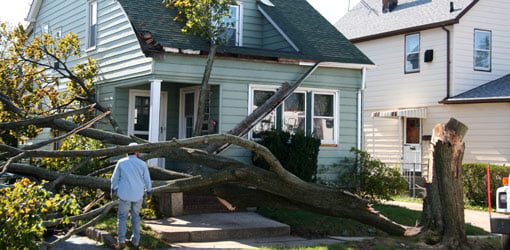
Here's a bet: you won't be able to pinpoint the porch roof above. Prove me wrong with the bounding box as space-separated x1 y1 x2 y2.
371 108 427 119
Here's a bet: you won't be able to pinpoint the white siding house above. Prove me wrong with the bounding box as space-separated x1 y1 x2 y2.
336 0 510 168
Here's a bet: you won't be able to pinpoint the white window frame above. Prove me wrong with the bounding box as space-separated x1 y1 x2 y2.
127 89 168 140
248 84 339 145
54 27 62 40
248 85 278 140
405 33 420 73
311 90 339 145
473 29 492 71
42 23 49 34
87 0 98 50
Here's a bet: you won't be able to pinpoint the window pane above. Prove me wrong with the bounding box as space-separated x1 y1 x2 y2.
314 94 333 117
313 118 334 141
406 53 419 71
406 34 419 53
406 118 420 144
134 96 150 131
475 50 490 69
475 31 490 50
283 93 305 134
220 5 238 45
252 90 276 139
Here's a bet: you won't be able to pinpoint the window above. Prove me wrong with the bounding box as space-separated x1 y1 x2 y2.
312 92 337 144
220 5 242 46
474 29 491 71
42 23 49 34
54 27 62 40
251 89 277 139
283 92 306 135
405 33 420 73
249 86 338 145
405 118 420 144
88 1 97 48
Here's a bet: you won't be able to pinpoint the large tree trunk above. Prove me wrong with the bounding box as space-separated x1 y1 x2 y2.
193 44 218 137
421 118 469 249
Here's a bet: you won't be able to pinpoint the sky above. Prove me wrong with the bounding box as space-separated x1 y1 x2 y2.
0 0 361 25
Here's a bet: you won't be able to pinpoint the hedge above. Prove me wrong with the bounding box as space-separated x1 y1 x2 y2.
252 130 321 182
463 163 510 207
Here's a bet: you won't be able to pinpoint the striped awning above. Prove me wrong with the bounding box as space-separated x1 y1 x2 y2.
371 108 427 118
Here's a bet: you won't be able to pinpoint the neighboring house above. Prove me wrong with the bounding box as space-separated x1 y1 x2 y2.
336 0 510 172
26 0 373 181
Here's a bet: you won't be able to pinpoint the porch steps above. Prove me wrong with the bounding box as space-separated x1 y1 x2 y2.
144 212 291 243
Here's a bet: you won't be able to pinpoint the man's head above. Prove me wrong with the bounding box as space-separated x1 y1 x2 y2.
128 142 140 157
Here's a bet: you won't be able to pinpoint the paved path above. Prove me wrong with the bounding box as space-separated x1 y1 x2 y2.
52 235 107 250
385 200 508 232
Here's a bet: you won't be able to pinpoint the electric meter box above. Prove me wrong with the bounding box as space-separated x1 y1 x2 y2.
496 185 510 213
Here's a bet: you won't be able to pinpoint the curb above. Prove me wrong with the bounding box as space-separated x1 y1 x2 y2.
85 227 116 249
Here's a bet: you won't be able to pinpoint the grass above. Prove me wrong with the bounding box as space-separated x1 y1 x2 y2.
391 195 492 212
94 213 168 250
257 204 489 239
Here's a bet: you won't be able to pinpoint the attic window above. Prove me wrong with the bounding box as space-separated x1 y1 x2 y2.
220 5 242 46
87 0 97 48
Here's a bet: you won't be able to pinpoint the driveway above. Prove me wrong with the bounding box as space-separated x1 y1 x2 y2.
385 200 508 232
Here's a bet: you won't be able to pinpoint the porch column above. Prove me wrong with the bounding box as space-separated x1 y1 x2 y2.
148 79 162 167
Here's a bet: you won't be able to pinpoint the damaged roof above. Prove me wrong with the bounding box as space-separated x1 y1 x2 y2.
335 0 477 41
443 74 510 104
116 0 373 65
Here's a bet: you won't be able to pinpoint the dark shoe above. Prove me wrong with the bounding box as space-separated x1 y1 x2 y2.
126 240 139 249
115 242 126 250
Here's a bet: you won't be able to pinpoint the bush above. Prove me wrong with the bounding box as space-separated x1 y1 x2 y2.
338 148 408 201
252 130 321 182
0 178 80 249
463 163 510 207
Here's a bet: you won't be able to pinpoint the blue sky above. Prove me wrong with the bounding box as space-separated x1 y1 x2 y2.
0 0 360 25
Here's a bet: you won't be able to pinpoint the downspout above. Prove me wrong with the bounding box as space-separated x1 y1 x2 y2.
442 26 451 99
357 67 367 149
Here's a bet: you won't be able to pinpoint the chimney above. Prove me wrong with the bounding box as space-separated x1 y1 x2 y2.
382 0 398 13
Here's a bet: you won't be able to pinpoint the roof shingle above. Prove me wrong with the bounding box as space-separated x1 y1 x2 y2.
447 74 510 101
117 0 373 65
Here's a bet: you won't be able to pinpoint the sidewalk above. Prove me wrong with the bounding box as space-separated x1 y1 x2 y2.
385 200 508 232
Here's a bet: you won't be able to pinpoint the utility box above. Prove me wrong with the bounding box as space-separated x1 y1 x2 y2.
497 177 510 213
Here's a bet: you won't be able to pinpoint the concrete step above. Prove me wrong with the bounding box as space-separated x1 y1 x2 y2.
183 194 233 214
144 212 290 243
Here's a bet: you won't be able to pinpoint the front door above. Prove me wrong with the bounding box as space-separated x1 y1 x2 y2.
179 87 200 138
128 89 168 141
403 117 422 172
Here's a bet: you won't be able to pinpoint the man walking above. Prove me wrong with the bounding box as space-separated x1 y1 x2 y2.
111 143 152 249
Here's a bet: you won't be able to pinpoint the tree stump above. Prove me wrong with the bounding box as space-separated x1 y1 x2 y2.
421 118 469 249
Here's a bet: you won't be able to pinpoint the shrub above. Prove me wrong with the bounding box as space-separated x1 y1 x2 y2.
463 163 510 207
0 178 80 249
252 130 321 182
338 148 408 201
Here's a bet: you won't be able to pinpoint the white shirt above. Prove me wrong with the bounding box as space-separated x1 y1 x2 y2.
111 155 152 202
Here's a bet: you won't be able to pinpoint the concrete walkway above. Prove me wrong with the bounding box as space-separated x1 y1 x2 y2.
385 200 508 232
52 235 107 250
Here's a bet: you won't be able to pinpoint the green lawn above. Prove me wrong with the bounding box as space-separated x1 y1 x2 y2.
257 204 488 238
94 213 168 249
391 195 491 212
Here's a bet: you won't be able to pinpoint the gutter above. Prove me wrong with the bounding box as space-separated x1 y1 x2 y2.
357 67 367 149
442 26 451 100
440 97 510 104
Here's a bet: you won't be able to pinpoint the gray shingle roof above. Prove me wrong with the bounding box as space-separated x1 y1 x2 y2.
444 74 510 103
117 0 373 65
335 0 476 41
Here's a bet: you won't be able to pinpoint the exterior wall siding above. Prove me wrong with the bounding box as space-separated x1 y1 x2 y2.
262 18 293 51
356 28 448 111
239 0 263 48
452 0 510 95
32 0 152 84
152 54 362 181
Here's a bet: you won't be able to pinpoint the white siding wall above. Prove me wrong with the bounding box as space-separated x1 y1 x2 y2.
357 28 448 111
422 103 510 165
452 0 510 95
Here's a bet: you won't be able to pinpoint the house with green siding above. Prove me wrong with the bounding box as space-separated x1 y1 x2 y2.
26 0 373 181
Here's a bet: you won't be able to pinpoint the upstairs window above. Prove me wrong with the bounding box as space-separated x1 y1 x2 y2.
405 33 420 73
220 5 242 46
474 29 491 71
88 0 97 48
